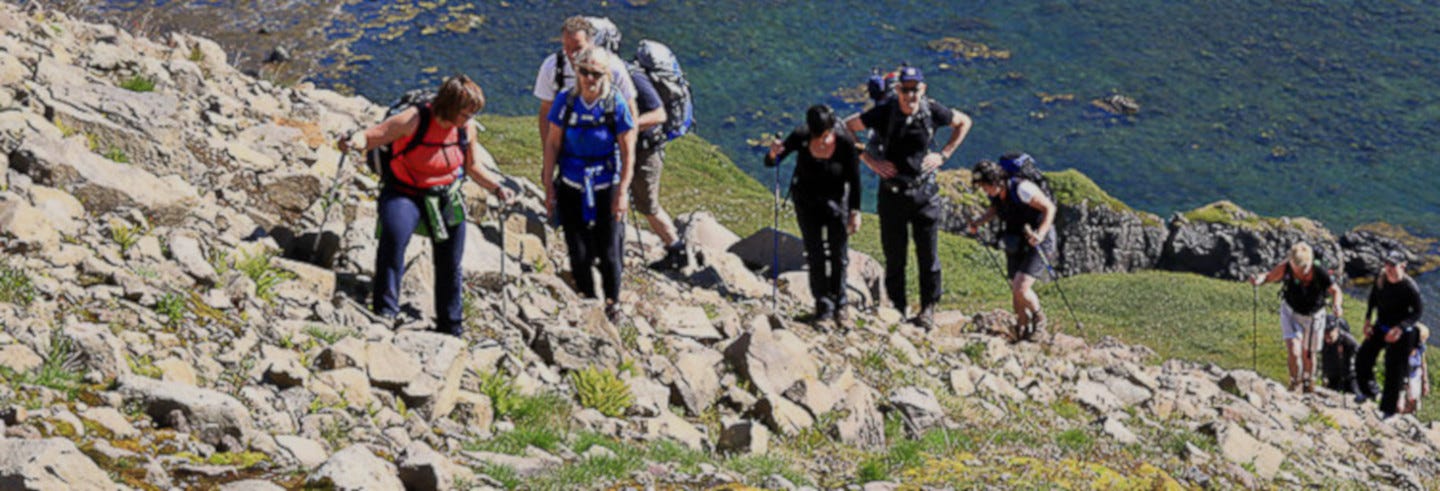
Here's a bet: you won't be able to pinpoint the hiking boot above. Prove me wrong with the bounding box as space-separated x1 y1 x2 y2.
1354 393 1370 404
835 307 853 330
648 243 688 271
605 302 623 325
1302 379 1314 394
914 305 936 330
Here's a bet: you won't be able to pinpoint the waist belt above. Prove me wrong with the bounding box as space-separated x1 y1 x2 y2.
560 164 617 224
882 172 936 194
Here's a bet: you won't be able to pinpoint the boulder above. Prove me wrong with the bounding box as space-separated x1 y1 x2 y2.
117 375 254 449
888 387 946 436
366 342 422 391
1208 422 1285 480
531 325 622 372
56 322 131 381
718 420 770 455
306 445 405 491
274 435 328 470
655 305 723 342
676 211 741 251
669 346 723 416
397 441 475 491
690 248 770 298
0 194 60 253
9 121 196 224
727 227 807 274
0 438 115 490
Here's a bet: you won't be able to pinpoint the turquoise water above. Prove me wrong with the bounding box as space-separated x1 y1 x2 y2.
321 0 1440 238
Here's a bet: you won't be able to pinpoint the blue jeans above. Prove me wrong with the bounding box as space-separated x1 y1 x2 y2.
373 186 466 332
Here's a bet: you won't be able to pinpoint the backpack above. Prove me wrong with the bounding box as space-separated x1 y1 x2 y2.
998 152 1053 203
552 16 623 92
866 67 899 104
630 40 695 147
366 89 469 193
872 97 938 159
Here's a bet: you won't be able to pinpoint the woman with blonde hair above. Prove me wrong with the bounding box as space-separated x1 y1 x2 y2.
542 45 637 323
1250 242 1342 393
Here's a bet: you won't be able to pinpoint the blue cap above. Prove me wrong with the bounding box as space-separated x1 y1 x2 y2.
1383 249 1407 266
898 66 924 83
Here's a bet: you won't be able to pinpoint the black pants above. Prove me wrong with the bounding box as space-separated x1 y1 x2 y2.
877 182 943 312
557 184 624 302
795 201 849 315
1355 325 1418 414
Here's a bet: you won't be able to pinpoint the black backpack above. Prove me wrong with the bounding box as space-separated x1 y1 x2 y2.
630 39 695 148
366 89 469 193
998 152 1053 203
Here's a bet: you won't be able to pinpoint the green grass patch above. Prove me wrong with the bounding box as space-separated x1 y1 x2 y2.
110 223 144 255
103 147 130 163
154 293 187 326
119 75 156 92
570 367 632 418
0 261 38 306
1053 428 1094 453
303 325 354 345
231 250 295 303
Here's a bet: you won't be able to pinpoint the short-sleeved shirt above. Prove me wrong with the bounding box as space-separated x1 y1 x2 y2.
533 52 637 102
629 68 664 149
546 89 636 184
1281 263 1334 315
858 98 954 177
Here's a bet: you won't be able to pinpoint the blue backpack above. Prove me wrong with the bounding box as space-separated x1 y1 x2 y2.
632 40 695 146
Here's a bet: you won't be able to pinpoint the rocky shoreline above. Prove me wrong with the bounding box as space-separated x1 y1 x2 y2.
1 4 1439 490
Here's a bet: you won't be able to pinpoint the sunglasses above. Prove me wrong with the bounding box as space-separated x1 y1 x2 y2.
898 86 921 95
578 67 604 79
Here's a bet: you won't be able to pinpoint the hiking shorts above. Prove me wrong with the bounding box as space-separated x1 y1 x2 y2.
630 144 665 216
1408 371 1424 402
1004 233 1056 281
1280 303 1325 351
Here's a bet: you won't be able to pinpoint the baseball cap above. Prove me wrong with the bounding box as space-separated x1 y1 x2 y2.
898 66 924 83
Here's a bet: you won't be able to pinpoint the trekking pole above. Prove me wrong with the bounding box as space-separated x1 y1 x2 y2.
967 219 1010 286
771 159 781 312
499 203 510 327
1251 283 1259 372
1027 225 1082 332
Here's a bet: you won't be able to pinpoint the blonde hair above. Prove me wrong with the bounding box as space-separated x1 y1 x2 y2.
572 45 614 98
1420 324 1431 344
1288 242 1313 271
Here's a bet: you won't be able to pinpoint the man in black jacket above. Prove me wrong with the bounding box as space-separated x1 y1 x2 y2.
1355 250 1424 417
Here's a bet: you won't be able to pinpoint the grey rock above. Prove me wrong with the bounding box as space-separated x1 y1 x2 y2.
275 435 328 470
530 325 621 373
307 445 404 491
888 387 946 436
118 375 254 450
0 438 116 490
397 441 475 491
718 420 770 455
56 322 131 381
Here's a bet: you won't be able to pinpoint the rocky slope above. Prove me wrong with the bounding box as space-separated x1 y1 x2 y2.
1 4 1439 490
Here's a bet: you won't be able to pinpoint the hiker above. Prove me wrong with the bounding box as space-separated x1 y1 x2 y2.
766 104 862 327
1249 242 1343 393
1354 250 1424 417
627 52 686 270
844 66 972 328
542 46 636 323
533 16 636 142
1402 324 1430 414
339 74 515 336
1321 316 1360 395
968 159 1057 339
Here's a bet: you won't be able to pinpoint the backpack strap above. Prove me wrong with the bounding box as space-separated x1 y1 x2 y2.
396 104 433 158
553 50 566 97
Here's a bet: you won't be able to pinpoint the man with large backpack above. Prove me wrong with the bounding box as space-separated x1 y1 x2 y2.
1249 242 1344 393
533 16 636 142
969 156 1057 340
844 66 973 328
626 40 694 270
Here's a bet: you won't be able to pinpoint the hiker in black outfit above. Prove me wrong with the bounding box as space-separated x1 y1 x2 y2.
1354 250 1424 417
1249 242 1343 393
1321 316 1360 395
766 105 862 327
844 66 973 329
969 160 1056 340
